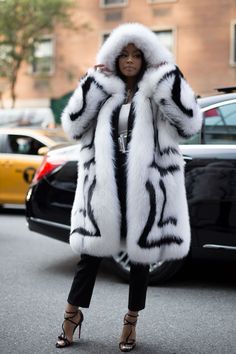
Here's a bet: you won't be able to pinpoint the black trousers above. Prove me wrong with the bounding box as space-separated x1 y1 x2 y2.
67 151 150 311
67 255 149 311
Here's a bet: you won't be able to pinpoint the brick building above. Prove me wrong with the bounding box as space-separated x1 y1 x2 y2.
1 0 236 108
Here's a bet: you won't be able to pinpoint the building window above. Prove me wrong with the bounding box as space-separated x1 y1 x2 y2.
230 21 236 65
100 0 128 8
104 11 122 21
147 0 176 3
153 29 175 54
32 37 54 74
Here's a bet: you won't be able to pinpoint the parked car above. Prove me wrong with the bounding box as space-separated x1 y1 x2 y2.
0 127 70 205
26 93 236 283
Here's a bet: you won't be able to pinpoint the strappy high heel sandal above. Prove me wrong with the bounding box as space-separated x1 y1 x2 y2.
119 313 139 352
56 309 84 348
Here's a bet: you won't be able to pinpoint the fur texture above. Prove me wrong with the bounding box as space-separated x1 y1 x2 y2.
61 23 202 264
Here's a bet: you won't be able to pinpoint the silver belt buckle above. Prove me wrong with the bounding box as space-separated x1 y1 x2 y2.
118 133 128 153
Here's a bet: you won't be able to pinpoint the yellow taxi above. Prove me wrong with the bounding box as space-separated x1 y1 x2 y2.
0 127 70 205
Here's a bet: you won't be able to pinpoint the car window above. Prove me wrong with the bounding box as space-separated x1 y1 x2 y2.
202 102 236 144
0 134 45 155
181 132 201 145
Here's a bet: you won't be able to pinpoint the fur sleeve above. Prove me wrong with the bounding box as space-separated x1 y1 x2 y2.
61 67 125 140
141 65 203 139
61 68 110 140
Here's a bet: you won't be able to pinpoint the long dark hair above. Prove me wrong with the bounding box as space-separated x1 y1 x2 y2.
115 49 147 85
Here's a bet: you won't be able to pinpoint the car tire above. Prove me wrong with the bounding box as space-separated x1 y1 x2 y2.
110 251 185 284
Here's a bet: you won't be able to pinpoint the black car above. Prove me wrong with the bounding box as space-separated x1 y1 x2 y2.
26 93 236 283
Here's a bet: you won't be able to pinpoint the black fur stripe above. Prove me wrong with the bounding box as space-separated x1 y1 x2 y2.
71 227 97 237
84 157 95 170
148 97 159 150
70 77 94 121
150 161 180 177
157 67 193 118
146 235 183 248
158 179 167 227
157 69 177 86
70 179 100 237
158 179 178 227
126 102 135 146
172 69 193 118
79 208 86 217
158 217 177 227
69 77 107 122
87 178 100 236
137 180 156 248
73 133 83 140
137 180 182 249
84 175 88 185
111 105 122 185
159 146 180 156
126 87 139 146
81 128 96 151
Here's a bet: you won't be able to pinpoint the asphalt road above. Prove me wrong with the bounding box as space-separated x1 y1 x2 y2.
0 206 236 354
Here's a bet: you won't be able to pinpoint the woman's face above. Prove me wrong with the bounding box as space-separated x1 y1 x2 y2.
118 43 143 78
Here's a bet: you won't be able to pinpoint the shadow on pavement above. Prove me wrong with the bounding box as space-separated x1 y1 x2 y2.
0 205 25 215
156 258 236 289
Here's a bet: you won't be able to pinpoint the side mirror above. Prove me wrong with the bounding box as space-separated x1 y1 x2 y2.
38 146 49 156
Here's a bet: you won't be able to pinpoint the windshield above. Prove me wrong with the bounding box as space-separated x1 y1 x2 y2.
43 130 71 143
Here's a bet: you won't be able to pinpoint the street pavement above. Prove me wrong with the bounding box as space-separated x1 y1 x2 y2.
0 206 236 354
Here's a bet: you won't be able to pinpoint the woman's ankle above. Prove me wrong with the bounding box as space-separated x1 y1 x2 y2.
127 310 139 318
65 303 78 313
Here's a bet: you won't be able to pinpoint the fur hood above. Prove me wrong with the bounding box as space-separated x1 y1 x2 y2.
96 22 174 70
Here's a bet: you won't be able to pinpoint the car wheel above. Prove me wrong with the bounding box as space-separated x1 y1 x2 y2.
110 251 185 284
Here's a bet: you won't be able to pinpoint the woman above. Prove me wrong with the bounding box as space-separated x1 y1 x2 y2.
56 23 202 351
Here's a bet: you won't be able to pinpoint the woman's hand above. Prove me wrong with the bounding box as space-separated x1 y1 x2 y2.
94 64 113 76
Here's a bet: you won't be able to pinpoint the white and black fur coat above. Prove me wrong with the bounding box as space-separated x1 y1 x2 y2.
61 23 202 264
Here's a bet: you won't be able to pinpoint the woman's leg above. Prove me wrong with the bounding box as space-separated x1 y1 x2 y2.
56 254 102 347
67 254 102 307
128 262 150 311
119 263 150 351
